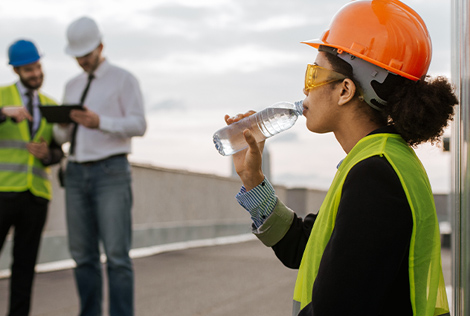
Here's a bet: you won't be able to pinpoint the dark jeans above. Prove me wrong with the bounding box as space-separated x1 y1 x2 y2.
0 191 48 316
66 155 134 316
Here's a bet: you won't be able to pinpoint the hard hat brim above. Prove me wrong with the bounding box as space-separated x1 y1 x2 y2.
301 39 421 82
65 39 101 58
8 55 41 67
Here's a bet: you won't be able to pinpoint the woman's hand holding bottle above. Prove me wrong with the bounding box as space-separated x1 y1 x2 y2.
225 111 265 192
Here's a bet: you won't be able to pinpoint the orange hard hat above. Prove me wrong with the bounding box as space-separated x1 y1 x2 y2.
302 0 432 81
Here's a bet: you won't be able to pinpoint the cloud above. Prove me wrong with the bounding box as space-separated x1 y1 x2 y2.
140 45 300 74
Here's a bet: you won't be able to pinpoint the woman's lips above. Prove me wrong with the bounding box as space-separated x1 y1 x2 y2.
302 104 308 116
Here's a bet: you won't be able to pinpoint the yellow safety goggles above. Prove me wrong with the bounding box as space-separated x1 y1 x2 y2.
304 64 347 91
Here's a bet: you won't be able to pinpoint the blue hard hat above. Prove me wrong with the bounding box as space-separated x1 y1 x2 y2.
8 39 41 67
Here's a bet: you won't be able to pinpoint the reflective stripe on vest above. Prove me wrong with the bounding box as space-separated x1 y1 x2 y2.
0 163 49 179
292 133 449 316
0 140 28 149
0 84 56 200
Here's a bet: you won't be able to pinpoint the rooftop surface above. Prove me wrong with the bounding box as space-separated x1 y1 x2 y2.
0 238 452 316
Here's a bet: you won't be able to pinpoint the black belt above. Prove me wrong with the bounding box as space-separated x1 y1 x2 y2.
73 153 127 166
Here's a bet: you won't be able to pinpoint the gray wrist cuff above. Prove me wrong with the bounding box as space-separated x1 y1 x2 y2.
253 199 294 247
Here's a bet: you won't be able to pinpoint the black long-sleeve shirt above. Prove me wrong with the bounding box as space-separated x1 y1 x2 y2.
273 155 413 315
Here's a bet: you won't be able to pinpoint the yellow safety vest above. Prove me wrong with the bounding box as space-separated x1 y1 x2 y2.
293 133 449 316
0 84 57 200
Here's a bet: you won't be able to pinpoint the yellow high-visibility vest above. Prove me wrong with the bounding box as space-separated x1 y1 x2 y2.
293 133 449 316
0 84 57 200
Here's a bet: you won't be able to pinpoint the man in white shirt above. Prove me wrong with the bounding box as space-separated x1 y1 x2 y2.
54 17 146 316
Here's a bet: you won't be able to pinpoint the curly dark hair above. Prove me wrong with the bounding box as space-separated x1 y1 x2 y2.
385 76 457 146
322 48 458 146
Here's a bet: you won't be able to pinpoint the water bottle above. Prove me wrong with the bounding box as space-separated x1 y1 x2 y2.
213 100 304 156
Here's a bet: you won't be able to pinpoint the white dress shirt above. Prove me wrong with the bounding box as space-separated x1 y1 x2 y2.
54 59 146 162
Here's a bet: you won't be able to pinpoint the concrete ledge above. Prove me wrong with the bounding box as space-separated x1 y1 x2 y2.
132 221 251 249
440 221 452 248
0 233 256 279
0 221 252 271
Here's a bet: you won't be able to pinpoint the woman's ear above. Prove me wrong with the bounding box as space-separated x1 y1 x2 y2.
337 79 357 106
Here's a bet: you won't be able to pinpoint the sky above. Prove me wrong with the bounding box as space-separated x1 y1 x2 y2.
0 0 454 192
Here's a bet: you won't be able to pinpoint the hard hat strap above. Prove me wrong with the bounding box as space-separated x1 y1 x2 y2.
320 45 395 111
337 51 390 111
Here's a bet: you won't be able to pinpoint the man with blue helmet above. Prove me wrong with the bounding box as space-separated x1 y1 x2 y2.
0 39 63 316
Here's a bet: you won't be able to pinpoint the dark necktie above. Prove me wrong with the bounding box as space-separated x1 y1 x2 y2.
25 90 34 137
69 73 94 155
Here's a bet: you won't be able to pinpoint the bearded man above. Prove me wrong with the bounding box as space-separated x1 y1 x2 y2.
0 39 63 316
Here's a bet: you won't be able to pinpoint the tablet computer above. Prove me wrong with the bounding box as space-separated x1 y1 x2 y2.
39 104 84 123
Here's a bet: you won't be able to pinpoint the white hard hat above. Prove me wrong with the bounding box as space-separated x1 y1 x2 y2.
65 17 102 57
